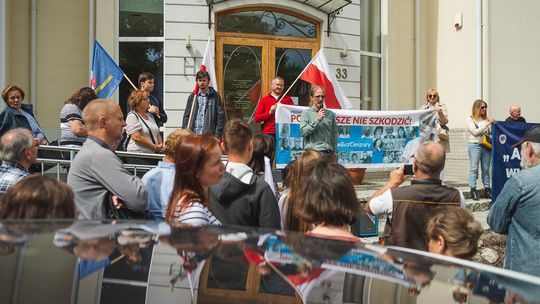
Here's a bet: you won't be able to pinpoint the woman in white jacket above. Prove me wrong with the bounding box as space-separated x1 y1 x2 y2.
466 99 495 201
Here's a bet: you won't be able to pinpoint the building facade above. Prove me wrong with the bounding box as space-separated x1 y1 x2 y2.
1 0 539 179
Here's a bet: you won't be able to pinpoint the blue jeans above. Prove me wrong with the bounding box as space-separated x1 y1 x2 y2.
468 143 491 188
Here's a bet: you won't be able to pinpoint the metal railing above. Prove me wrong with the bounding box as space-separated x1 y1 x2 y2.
36 145 165 180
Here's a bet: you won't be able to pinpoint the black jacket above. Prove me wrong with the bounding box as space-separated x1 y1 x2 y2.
182 86 224 139
149 95 167 127
209 172 281 229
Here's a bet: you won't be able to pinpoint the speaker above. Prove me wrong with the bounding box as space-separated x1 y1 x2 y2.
352 207 379 237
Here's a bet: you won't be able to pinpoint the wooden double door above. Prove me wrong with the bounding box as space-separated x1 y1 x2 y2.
216 36 319 124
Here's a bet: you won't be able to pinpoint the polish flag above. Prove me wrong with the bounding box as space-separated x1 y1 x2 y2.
192 37 218 94
300 50 352 109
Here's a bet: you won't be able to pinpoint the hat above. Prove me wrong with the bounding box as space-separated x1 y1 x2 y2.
512 126 540 147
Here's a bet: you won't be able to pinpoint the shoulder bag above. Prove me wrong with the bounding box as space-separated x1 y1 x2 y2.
473 121 492 150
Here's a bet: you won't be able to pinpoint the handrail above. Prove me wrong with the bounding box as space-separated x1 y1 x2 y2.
36 144 165 180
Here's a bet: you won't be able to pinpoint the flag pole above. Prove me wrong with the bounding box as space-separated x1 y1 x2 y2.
277 49 322 105
123 74 138 90
186 97 197 132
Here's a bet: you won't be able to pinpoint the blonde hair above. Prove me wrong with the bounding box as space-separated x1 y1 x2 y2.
425 88 439 103
286 150 322 232
471 99 487 121
426 208 483 260
162 129 193 157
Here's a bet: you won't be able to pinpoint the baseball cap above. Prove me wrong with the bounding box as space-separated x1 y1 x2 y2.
512 126 540 148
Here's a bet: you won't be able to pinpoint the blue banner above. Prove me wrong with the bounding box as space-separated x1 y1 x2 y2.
275 105 437 169
90 41 124 99
492 122 539 202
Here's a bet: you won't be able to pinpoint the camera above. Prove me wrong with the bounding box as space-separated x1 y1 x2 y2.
404 164 414 175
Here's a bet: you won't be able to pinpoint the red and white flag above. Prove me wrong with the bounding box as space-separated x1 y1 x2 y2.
192 37 218 94
300 50 352 109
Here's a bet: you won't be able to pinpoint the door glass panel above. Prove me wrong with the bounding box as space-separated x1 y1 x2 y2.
218 11 316 38
223 45 263 121
275 48 311 106
119 42 163 116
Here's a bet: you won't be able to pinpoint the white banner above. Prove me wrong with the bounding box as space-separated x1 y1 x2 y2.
275 104 438 168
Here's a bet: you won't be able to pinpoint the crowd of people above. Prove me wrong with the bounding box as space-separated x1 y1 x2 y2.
0 74 537 279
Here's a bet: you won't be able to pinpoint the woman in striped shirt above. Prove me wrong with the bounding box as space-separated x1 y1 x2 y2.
165 133 224 226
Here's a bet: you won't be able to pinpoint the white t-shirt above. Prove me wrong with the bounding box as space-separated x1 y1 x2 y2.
126 112 159 153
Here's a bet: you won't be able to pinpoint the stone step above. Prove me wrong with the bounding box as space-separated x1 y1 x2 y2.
355 181 491 213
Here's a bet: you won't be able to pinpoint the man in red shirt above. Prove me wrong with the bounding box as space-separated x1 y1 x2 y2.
253 76 294 141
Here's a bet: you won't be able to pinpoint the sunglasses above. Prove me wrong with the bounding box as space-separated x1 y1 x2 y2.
428 94 437 98
480 106 487 109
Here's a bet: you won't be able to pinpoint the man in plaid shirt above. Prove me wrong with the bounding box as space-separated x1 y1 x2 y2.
0 128 37 198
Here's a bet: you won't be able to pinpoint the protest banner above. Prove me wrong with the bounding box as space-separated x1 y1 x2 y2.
275 104 438 169
491 122 539 202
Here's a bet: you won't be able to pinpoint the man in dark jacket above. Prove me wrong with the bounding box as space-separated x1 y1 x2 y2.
182 71 225 139
209 118 280 229
138 72 167 127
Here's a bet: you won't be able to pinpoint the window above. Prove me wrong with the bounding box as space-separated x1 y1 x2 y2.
118 0 164 115
218 10 316 38
360 0 382 110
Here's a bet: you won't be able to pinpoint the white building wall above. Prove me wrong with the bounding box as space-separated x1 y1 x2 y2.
487 0 540 124
163 0 361 134
431 0 477 130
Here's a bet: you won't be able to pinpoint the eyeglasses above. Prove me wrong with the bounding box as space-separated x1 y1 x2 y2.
8 96 22 100
480 106 487 109
314 95 326 100
428 94 437 98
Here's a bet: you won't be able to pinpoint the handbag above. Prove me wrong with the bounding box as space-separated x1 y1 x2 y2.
104 192 149 220
437 125 449 141
472 120 492 150
480 134 492 150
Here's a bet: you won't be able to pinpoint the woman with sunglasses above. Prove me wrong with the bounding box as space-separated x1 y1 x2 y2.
420 89 450 152
467 99 495 200
299 86 338 160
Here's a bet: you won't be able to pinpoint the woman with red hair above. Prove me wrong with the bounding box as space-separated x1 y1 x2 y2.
165 133 225 226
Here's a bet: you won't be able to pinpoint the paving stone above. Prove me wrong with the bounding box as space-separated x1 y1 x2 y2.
480 248 499 264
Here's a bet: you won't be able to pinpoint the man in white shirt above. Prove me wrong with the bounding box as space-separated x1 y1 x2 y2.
367 142 465 251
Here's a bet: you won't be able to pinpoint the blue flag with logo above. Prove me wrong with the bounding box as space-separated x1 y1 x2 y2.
492 122 539 202
90 41 124 99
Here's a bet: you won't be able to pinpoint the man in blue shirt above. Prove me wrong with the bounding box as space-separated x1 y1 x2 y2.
488 126 540 276
0 128 37 199
141 129 192 220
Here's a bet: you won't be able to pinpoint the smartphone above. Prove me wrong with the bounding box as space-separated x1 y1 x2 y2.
404 164 414 175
